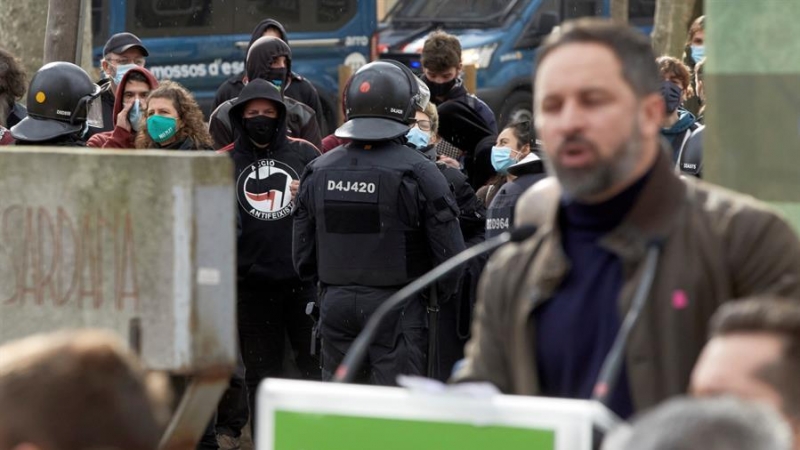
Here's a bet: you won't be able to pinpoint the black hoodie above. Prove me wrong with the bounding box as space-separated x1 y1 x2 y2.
209 36 322 150
212 18 324 129
227 78 320 284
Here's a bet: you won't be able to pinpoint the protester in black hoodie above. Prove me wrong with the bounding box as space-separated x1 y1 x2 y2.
222 78 320 430
213 19 324 129
209 36 322 150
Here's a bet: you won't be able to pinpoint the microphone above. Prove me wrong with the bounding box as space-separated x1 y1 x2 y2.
333 225 538 383
591 242 662 407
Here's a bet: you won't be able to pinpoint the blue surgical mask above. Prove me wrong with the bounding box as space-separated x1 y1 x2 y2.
491 146 516 173
406 126 430 149
112 63 138 85
691 45 705 64
128 99 142 132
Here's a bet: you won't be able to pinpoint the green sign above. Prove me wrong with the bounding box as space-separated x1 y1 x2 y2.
274 411 556 450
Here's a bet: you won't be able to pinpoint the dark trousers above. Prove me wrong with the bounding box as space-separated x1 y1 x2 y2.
319 285 427 385
238 279 321 429
215 351 248 438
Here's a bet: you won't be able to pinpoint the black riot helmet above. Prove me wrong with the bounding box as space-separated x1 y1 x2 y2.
335 60 430 141
10 61 102 142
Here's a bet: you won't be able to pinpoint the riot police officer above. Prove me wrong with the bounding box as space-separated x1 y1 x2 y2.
292 60 466 384
11 62 102 146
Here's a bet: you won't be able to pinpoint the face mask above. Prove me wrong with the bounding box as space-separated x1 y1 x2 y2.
147 115 178 143
491 146 516 174
112 63 138 86
243 116 279 147
661 80 683 114
691 45 705 64
264 67 287 88
406 126 430 149
425 78 457 99
128 99 142 132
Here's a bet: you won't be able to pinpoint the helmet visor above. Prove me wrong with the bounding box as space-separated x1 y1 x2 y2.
414 78 430 112
74 85 104 129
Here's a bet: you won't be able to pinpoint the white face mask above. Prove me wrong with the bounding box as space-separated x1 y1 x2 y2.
128 99 142 132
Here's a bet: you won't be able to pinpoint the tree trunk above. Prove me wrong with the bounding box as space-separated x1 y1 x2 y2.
0 0 49 80
651 0 697 58
610 0 630 24
43 0 83 64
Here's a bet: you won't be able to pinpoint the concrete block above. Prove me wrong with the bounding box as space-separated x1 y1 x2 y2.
0 147 236 374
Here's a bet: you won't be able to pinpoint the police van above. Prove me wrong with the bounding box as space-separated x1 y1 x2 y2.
91 0 379 132
379 0 655 127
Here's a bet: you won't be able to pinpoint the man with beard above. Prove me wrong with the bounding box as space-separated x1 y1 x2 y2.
452 18 800 419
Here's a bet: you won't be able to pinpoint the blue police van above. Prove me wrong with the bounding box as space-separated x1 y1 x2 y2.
378 0 655 127
92 0 379 132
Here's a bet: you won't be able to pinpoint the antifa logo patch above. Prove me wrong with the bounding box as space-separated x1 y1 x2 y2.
236 159 299 221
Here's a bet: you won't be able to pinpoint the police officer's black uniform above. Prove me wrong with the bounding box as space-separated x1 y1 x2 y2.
293 60 466 384
11 62 101 147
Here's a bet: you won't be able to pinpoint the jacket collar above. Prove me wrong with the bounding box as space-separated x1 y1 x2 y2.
524 143 685 301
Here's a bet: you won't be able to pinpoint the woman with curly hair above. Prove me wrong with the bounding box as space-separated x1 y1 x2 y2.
135 80 214 150
0 47 28 129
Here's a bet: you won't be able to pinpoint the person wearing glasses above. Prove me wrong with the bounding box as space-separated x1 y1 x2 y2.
91 33 150 137
406 101 487 380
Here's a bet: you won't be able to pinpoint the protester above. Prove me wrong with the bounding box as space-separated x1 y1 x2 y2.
602 396 793 450
0 47 27 129
453 18 800 420
209 36 322 150
484 121 547 239
657 56 702 167
293 60 465 384
477 120 538 211
0 329 169 450
691 298 800 447
421 30 496 133
213 18 324 130
11 62 101 147
436 100 497 189
682 15 705 115
93 32 149 136
135 80 214 151
407 100 486 379
221 78 320 432
87 67 158 149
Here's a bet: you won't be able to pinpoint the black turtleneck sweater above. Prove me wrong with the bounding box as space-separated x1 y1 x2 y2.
533 167 652 419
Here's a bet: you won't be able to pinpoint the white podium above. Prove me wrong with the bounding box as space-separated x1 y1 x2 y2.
257 379 619 450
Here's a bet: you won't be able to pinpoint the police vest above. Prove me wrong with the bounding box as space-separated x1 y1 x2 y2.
485 174 543 239
312 144 432 287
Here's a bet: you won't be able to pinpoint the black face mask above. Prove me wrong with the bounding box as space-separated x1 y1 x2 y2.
263 67 287 88
243 116 279 147
425 78 457 99
661 80 683 114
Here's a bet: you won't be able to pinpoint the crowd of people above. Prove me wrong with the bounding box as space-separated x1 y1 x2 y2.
1 12 799 450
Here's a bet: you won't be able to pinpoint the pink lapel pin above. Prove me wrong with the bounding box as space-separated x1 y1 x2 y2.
672 290 688 310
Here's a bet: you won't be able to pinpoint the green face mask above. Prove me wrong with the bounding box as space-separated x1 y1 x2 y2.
147 115 178 143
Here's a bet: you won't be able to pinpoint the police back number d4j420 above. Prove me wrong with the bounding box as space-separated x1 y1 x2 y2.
327 180 377 194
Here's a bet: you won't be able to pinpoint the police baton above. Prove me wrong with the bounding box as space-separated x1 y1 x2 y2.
333 226 537 383
426 285 439 379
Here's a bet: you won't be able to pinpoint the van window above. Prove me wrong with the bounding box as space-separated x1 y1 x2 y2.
629 0 656 25
563 0 601 18
233 0 359 33
389 0 519 25
127 0 234 37
92 0 110 48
